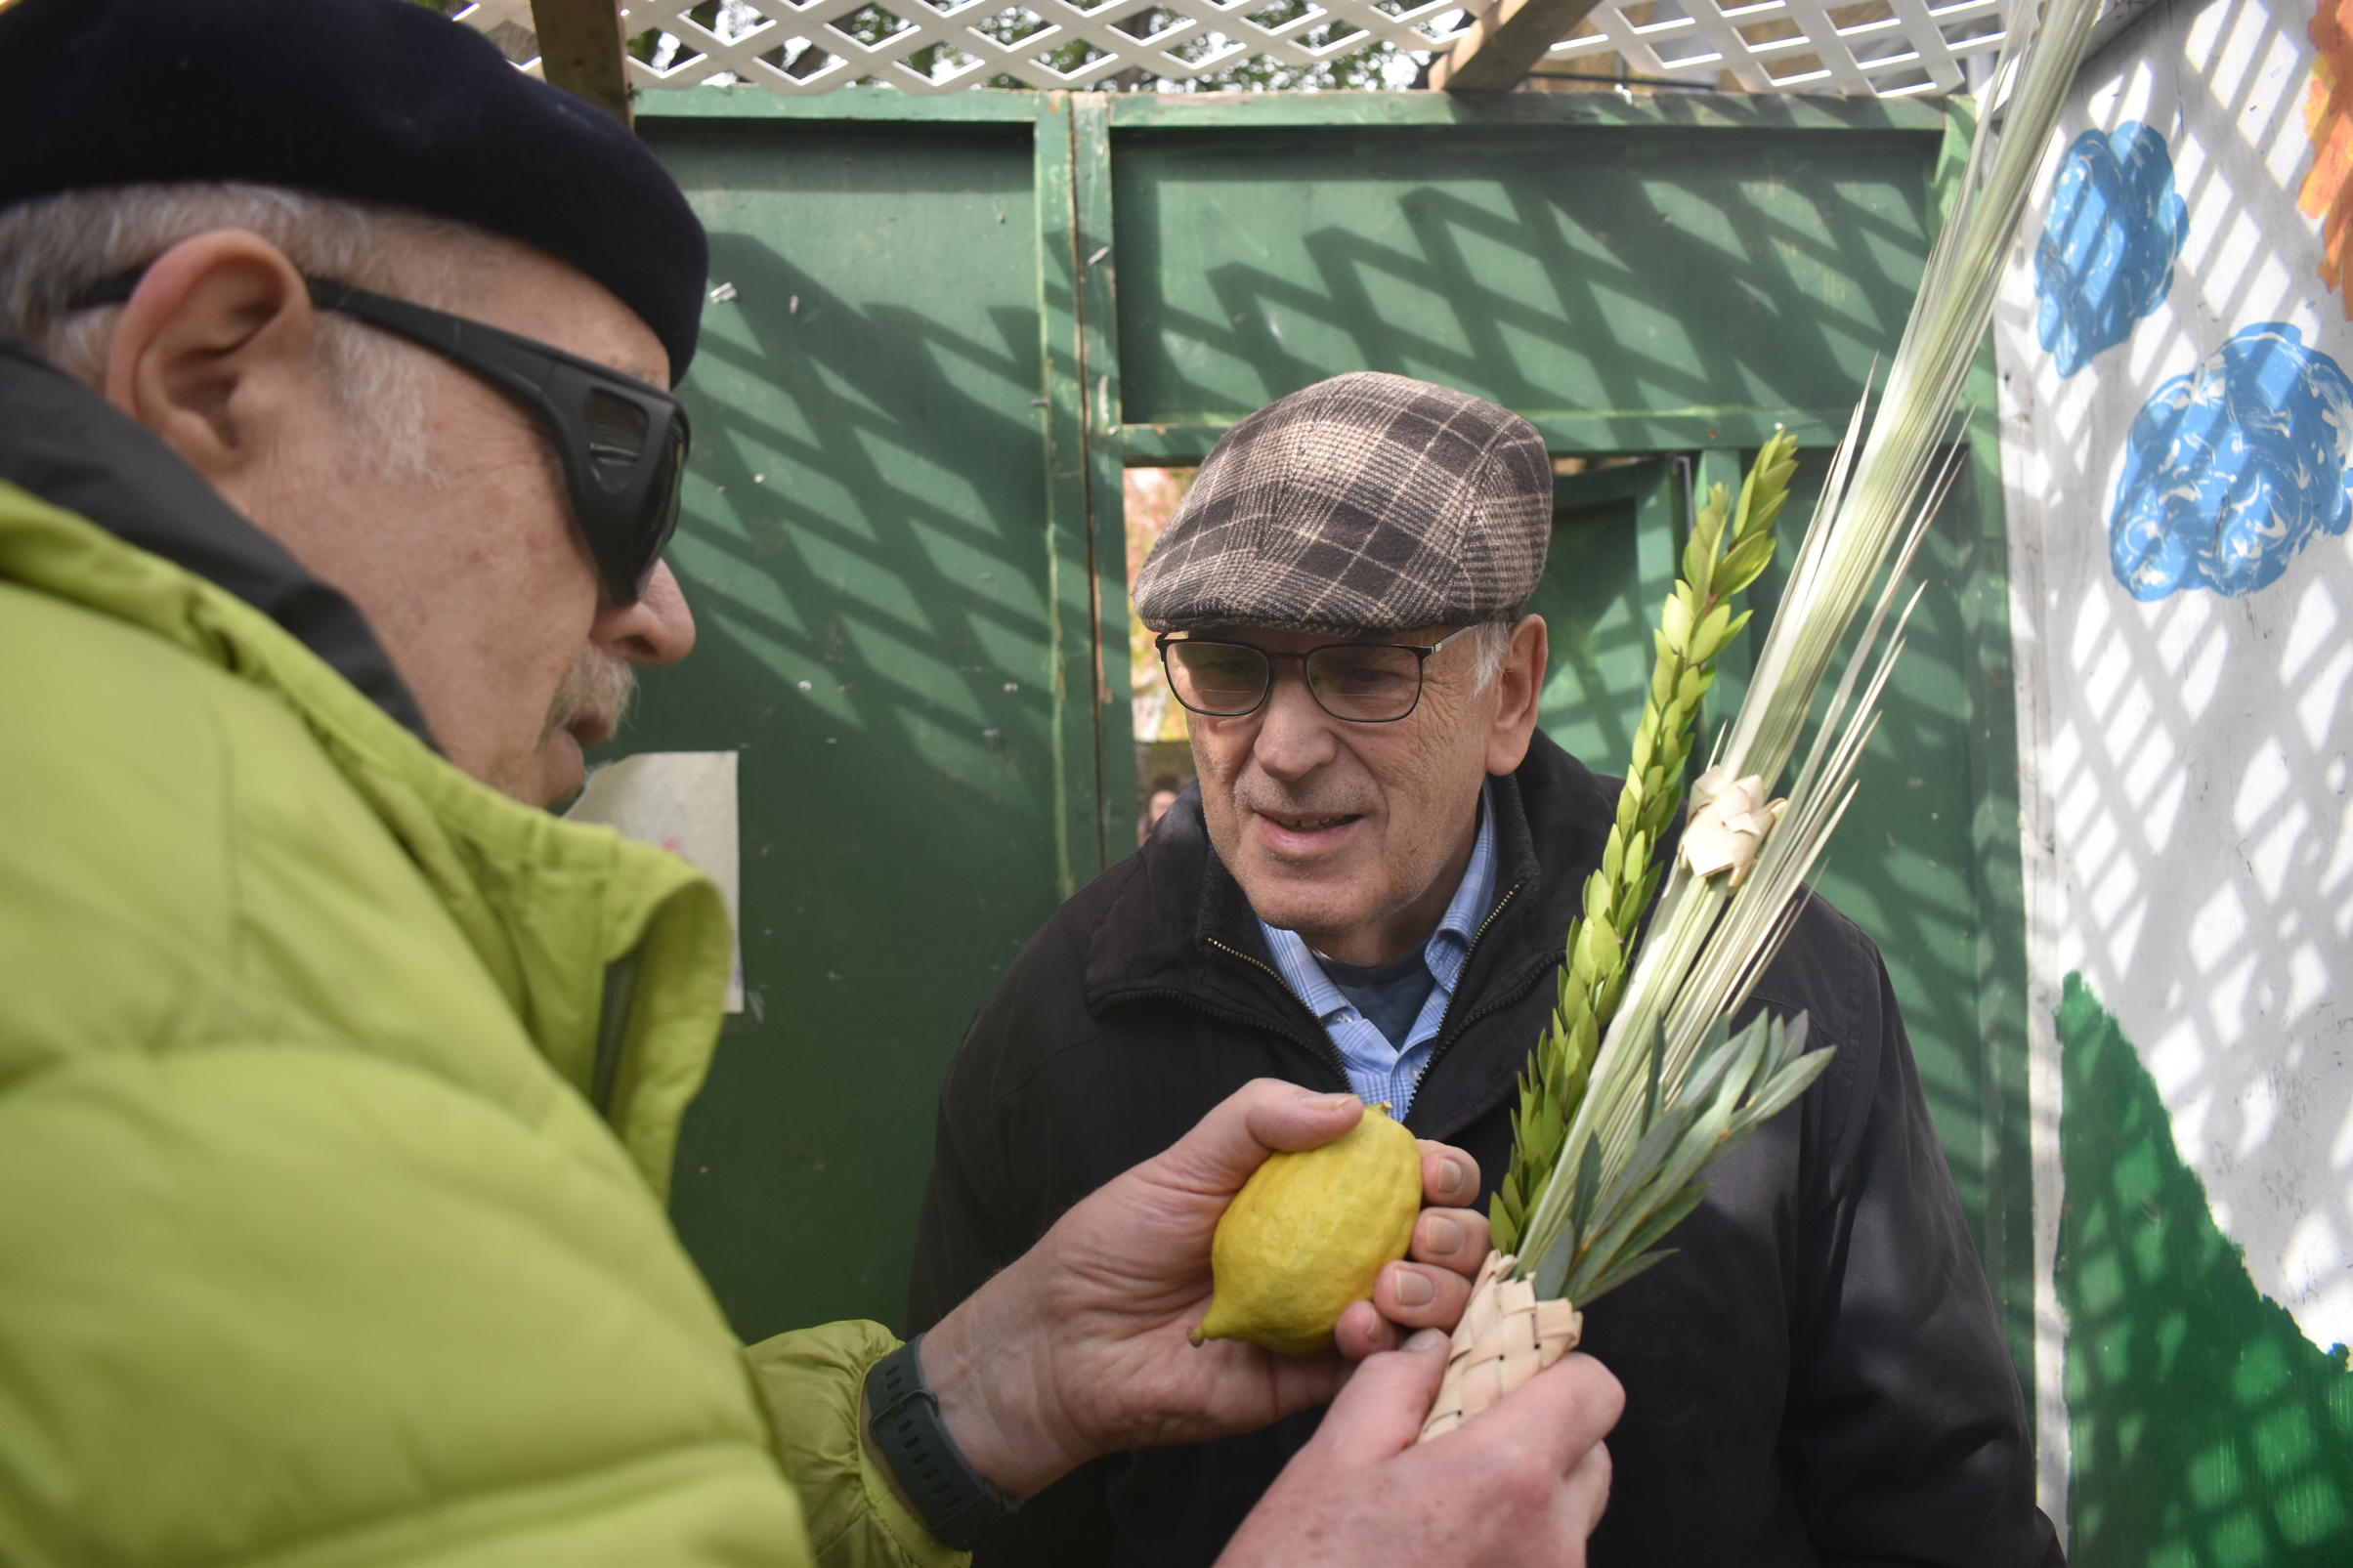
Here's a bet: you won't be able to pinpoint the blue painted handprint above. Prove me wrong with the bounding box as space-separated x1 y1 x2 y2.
2036 123 2188 377
2111 324 2353 599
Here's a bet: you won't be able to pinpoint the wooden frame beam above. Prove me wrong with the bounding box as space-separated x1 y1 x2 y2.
1430 0 1605 93
530 0 632 126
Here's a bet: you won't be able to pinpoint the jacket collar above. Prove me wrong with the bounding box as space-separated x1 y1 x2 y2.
1084 732 1627 1085
0 335 728 1199
0 333 433 743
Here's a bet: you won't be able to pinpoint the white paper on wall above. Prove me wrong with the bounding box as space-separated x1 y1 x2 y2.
566 750 744 1013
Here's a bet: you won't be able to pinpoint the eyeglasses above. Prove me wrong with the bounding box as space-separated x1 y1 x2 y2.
1157 625 1476 724
71 272 690 605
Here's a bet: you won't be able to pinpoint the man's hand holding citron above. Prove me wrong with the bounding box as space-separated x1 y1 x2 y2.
1192 1103 1424 1355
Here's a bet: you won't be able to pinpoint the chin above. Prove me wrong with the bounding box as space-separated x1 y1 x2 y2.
1236 870 1380 939
523 730 587 808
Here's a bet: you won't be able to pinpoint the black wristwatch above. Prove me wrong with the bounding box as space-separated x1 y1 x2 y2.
865 1333 1021 1550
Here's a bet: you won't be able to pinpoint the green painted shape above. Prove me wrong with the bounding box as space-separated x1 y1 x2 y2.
1110 119 1942 451
2059 972 2353 1565
629 119 1066 1339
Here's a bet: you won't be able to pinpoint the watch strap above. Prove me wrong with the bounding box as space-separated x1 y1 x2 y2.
865 1333 1020 1550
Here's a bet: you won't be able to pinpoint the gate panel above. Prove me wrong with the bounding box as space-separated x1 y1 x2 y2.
635 111 1064 1336
1108 95 1947 460
1527 460 1680 768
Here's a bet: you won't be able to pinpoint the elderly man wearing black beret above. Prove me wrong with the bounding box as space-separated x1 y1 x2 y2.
0 1 1632 1565
909 374 2066 1566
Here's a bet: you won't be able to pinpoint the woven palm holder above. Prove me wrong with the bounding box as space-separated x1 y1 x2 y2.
1680 768 1786 889
1417 1250 1583 1443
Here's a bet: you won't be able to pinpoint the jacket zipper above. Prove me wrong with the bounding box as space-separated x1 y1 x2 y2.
1414 881 1545 1092
1418 808 1685 1097
1203 936 1357 1091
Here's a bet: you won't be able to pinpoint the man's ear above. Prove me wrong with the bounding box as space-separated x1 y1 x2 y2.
102 230 323 495
1484 613 1550 776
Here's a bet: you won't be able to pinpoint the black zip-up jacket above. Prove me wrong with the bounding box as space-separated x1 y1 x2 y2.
908 732 2062 1567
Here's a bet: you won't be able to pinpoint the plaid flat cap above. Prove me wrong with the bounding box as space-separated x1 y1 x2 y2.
1133 372 1552 634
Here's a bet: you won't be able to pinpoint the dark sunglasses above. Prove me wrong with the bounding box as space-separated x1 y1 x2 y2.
71 271 689 605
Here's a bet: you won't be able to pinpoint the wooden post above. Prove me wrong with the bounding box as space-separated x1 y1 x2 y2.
1429 0 1604 93
529 0 633 127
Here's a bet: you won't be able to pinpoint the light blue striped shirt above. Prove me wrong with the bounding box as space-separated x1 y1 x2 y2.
1258 783 1499 1116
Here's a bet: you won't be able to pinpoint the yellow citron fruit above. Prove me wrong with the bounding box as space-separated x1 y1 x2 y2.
1191 1102 1423 1356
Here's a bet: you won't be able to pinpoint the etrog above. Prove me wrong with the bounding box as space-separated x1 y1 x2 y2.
1191 1102 1422 1355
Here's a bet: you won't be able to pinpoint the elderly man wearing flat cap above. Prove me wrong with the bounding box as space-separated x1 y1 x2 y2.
909 374 2065 1566
0 2 1631 1565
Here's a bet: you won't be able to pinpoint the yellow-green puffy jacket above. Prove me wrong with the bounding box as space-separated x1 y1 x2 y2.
0 340 962 1568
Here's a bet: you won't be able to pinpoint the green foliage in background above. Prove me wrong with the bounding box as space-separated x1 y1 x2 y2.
983 1 1411 93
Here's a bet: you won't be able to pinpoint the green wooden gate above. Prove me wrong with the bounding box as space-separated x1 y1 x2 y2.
618 85 2031 1408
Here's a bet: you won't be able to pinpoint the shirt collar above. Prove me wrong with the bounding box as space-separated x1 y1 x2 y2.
1424 781 1498 989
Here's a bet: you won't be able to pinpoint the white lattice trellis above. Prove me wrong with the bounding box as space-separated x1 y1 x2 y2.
1542 0 2008 96
453 0 2014 98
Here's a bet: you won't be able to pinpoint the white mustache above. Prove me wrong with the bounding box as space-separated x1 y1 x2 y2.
541 644 636 742
1233 784 1367 821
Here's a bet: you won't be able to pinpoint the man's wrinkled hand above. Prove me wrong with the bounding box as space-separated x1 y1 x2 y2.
1335 1131 1491 1358
1219 1330 1622 1568
919 1079 1491 1500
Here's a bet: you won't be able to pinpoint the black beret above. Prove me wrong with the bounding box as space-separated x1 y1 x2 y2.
0 0 707 384
1134 373 1553 635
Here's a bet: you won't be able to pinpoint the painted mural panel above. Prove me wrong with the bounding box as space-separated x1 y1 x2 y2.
1997 0 2353 1552
2059 977 2352 1559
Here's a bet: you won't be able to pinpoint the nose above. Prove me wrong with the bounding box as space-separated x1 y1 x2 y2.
592 558 697 667
1249 656 1339 781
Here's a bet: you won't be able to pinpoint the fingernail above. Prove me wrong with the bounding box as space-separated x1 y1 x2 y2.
1393 1267 1434 1306
1424 1214 1465 1255
1406 1327 1450 1352
1297 1091 1357 1111
1438 1158 1468 1197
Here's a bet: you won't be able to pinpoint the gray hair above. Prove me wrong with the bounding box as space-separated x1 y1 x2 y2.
1470 614 1519 693
0 183 497 480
